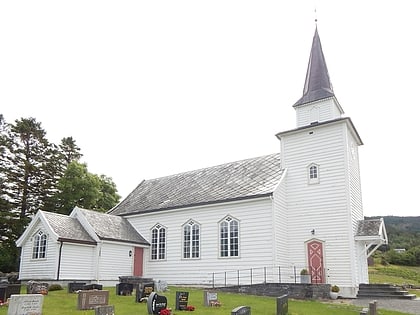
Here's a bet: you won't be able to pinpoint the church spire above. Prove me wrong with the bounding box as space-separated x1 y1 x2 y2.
294 27 335 107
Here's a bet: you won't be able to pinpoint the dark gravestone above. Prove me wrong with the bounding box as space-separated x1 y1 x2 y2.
77 290 109 310
95 305 115 315
116 283 133 296
175 291 189 310
147 292 167 315
83 284 103 291
6 284 21 299
68 282 86 293
231 306 251 315
0 285 6 302
136 282 154 302
276 295 288 315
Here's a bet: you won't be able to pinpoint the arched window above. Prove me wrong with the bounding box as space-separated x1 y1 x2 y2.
219 216 239 257
183 220 200 259
151 224 166 260
308 163 320 184
32 230 47 259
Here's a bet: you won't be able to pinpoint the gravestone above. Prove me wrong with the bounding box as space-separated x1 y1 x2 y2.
95 305 115 315
203 291 219 306
136 282 154 302
0 284 6 302
276 294 288 315
77 290 109 310
6 284 21 299
231 305 251 315
116 283 133 296
7 294 44 315
26 281 48 295
146 292 167 315
68 282 86 293
83 284 103 291
175 291 189 310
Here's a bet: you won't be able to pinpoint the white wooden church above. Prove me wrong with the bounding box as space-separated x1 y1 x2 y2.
17 27 387 298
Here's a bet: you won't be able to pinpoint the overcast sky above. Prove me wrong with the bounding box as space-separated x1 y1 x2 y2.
1 1 419 217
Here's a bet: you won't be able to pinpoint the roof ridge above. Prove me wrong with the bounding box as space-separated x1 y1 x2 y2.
144 152 280 182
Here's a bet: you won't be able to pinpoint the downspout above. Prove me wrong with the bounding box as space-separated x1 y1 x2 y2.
57 241 64 280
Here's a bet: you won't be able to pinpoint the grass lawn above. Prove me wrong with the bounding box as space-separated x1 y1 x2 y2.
0 286 412 315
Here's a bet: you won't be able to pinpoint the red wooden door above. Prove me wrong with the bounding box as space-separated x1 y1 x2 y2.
133 247 143 276
307 240 325 283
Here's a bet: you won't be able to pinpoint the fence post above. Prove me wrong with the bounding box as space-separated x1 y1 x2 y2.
278 266 281 283
225 272 227 287
212 273 215 288
294 266 297 284
237 270 240 286
264 267 267 283
250 268 253 285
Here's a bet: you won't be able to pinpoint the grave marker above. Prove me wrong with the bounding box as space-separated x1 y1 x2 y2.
7 294 43 315
175 291 189 310
77 290 109 310
95 305 115 315
203 291 219 306
231 305 251 315
276 294 288 315
136 282 154 302
146 292 167 315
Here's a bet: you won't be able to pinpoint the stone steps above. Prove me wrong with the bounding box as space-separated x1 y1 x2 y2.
357 284 417 300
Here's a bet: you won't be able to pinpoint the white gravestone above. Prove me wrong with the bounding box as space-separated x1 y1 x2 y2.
7 294 44 315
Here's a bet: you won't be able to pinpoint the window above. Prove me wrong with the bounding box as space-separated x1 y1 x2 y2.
219 216 239 257
308 163 320 184
151 224 166 260
183 220 200 259
32 230 47 259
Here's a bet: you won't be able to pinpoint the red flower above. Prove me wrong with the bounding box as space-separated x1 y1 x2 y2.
186 305 195 311
159 308 171 315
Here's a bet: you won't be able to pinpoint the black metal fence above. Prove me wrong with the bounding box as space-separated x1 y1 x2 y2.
210 265 326 288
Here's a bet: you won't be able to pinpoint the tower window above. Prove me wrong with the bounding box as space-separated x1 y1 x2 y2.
308 163 320 184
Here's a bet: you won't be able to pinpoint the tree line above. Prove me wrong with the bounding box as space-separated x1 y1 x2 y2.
0 115 120 272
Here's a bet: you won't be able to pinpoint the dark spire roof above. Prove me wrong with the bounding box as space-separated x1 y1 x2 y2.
294 27 335 107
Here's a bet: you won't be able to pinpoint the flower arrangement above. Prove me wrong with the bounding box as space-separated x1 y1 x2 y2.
159 308 171 315
300 268 309 275
186 305 195 311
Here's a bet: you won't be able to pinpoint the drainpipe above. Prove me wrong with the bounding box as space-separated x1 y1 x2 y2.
57 241 64 280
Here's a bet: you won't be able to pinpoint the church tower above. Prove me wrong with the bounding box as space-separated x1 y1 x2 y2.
276 27 367 297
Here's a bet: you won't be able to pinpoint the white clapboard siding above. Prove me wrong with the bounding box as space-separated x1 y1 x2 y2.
59 243 96 280
127 197 274 285
273 170 289 267
98 242 134 281
280 121 359 287
295 98 342 127
18 221 58 280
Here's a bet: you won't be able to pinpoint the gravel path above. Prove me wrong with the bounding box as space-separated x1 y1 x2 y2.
350 298 420 315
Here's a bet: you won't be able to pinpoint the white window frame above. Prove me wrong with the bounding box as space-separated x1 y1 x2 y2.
32 230 47 259
182 219 200 259
151 224 166 260
219 215 239 258
308 163 320 184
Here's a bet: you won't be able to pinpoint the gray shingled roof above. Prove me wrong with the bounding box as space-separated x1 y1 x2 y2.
42 211 96 245
77 208 149 245
356 219 383 237
109 153 283 216
294 27 335 107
